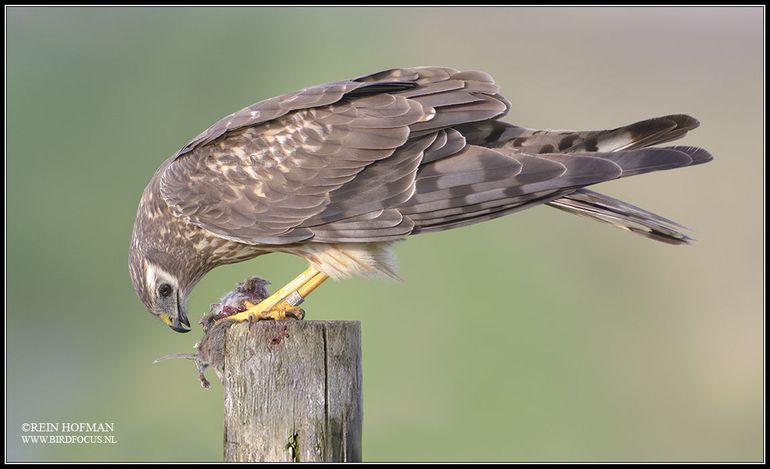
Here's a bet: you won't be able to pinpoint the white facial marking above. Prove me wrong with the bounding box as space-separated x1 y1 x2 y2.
145 261 179 299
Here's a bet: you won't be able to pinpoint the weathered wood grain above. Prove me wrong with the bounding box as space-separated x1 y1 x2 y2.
223 320 362 462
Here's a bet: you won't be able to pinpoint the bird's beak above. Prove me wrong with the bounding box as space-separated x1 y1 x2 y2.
171 291 191 333
177 304 191 329
160 311 191 333
170 315 191 333
177 291 191 329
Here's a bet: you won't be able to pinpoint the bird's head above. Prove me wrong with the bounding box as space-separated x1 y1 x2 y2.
129 247 192 333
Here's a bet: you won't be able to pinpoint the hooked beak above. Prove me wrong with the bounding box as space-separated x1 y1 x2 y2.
160 308 191 333
170 315 190 333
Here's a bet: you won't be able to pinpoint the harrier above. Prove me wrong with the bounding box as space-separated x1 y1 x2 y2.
129 67 712 333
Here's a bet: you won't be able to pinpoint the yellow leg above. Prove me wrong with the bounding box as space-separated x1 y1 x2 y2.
225 266 329 322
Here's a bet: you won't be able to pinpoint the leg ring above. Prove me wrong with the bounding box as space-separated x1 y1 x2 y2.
285 290 305 307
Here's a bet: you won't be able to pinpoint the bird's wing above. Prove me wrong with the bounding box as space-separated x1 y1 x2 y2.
159 67 511 244
160 67 709 246
400 145 708 234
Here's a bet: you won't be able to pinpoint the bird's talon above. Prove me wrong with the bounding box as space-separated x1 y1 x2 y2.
264 302 305 321
287 307 305 321
221 299 305 323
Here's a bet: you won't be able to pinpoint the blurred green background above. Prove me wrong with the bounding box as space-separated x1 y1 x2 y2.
6 6 763 462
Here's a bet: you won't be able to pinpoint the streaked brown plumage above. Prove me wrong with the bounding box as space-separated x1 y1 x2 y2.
129 66 712 332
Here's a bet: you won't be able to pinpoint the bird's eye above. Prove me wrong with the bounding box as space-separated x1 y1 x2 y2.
158 283 173 298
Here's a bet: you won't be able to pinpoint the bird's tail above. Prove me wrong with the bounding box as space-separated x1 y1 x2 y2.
451 114 712 243
460 114 702 153
548 188 694 245
534 115 711 244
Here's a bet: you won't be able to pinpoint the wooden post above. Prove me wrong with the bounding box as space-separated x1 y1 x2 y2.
222 320 363 462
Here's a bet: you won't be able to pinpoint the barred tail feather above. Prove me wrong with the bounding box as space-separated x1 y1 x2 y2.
548 189 694 245
458 114 701 154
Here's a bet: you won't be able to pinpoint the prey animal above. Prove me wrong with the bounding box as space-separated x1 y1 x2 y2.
129 66 712 333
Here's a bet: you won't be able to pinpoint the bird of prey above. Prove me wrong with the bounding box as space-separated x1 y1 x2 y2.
129 66 712 333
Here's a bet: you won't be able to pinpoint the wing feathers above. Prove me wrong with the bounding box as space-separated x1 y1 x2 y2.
162 67 512 244
401 145 708 233
421 129 467 164
159 66 710 246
